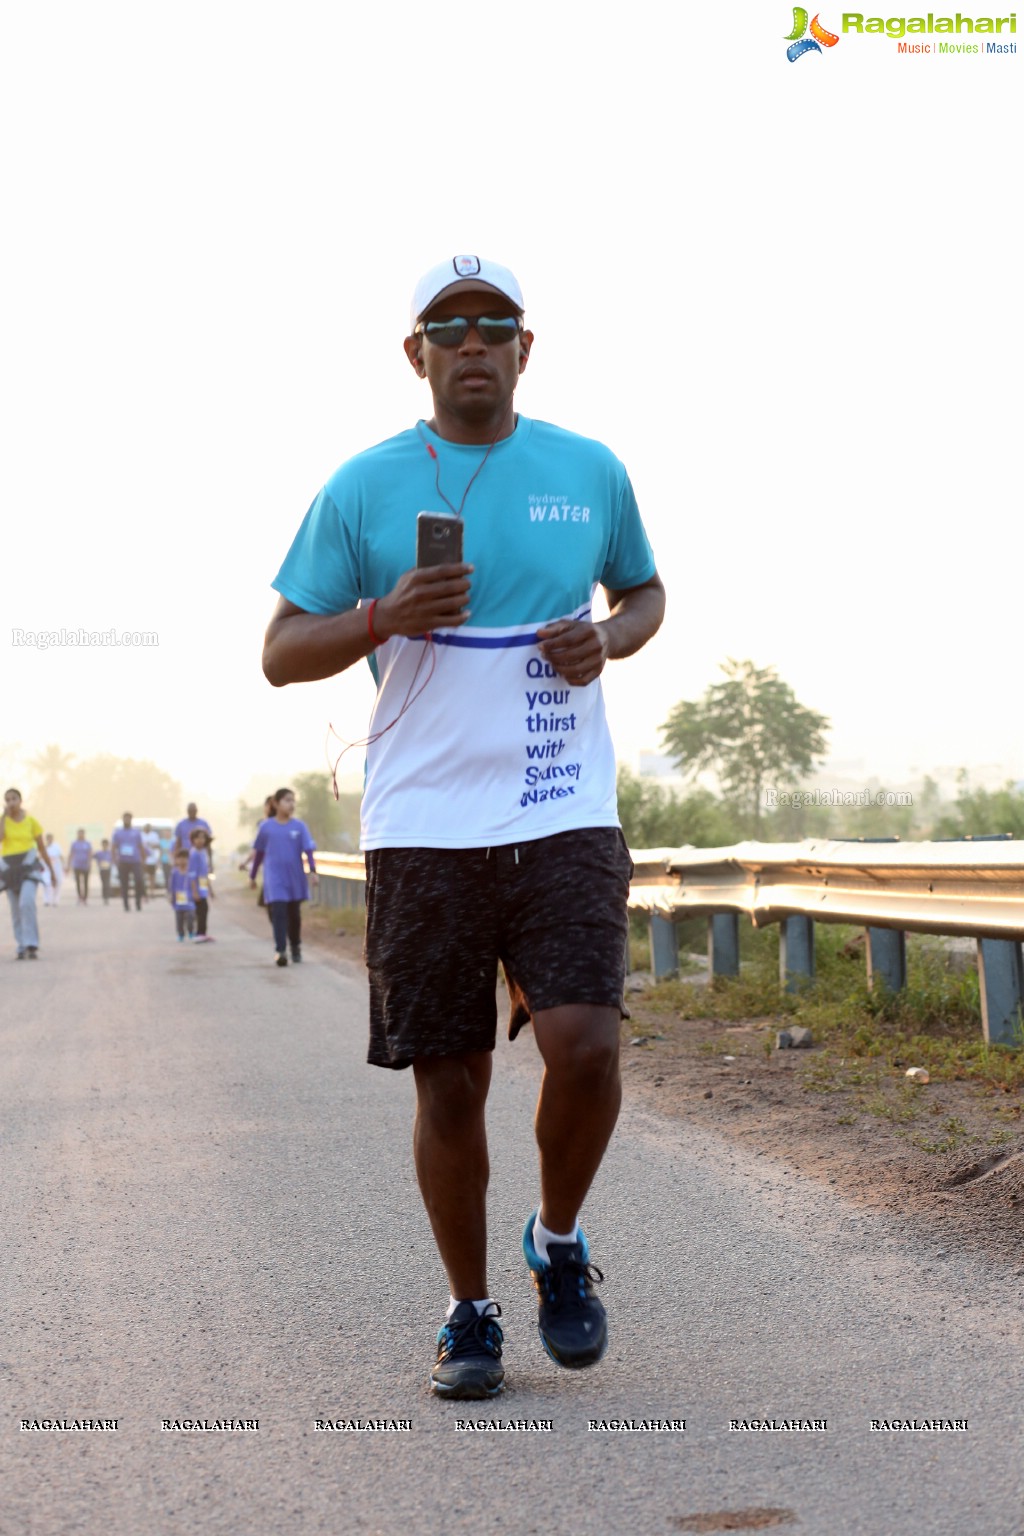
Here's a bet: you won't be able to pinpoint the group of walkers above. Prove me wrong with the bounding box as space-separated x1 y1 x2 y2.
5 783 318 967
72 820 169 907
1 794 220 957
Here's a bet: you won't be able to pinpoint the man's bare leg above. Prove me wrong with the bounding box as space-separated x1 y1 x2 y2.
522 1003 620 1368
412 1050 492 1299
531 1004 621 1232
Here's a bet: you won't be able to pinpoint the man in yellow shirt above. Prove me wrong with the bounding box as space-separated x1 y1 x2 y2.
1 788 55 958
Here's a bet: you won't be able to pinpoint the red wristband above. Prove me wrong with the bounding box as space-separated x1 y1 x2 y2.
367 598 381 645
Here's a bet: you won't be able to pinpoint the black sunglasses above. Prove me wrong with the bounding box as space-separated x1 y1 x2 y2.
415 314 523 348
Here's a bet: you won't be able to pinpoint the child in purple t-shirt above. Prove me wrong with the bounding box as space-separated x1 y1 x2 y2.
93 840 113 905
167 850 199 941
188 828 215 943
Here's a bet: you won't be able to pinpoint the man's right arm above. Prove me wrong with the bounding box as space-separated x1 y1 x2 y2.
261 564 474 687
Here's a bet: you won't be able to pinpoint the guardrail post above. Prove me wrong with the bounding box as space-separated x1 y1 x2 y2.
867 927 907 992
708 913 740 977
649 915 678 979
977 939 1024 1047
780 916 815 991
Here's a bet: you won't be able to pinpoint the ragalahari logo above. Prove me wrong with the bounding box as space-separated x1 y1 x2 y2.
786 8 840 58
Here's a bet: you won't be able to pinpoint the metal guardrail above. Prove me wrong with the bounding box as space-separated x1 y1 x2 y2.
312 852 366 910
626 839 1024 940
314 840 1024 1048
627 840 1024 1048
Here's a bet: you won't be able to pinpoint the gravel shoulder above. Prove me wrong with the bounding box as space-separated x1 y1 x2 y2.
620 982 1024 1271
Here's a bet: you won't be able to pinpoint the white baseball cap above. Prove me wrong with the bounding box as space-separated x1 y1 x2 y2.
410 255 525 330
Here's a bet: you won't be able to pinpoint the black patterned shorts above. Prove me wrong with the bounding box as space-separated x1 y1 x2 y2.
364 827 634 1070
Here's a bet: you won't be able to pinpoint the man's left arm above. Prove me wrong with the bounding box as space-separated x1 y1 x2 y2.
536 573 665 688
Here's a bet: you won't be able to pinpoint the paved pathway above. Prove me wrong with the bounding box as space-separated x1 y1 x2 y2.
2 894 1022 1535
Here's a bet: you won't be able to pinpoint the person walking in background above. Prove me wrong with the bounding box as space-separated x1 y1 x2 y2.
69 829 92 904
111 813 146 912
188 827 215 943
142 823 162 895
249 788 317 967
240 795 277 928
167 849 198 942
94 839 113 905
41 833 64 907
1 788 56 959
158 827 174 892
175 803 214 869
261 255 664 1398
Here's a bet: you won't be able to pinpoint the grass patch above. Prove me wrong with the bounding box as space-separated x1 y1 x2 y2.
861 1084 921 1123
912 1117 976 1155
635 923 1024 1101
304 903 366 940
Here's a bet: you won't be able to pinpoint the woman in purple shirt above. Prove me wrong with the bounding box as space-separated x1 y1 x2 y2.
250 788 317 967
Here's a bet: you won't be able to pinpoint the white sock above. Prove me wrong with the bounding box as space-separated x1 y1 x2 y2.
531 1213 579 1264
446 1296 496 1321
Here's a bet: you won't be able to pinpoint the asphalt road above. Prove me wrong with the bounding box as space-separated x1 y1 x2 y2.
2 893 1023 1536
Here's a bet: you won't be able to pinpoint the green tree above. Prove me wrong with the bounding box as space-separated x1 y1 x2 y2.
27 744 77 829
915 774 943 836
932 773 1024 841
29 743 76 791
660 659 829 834
27 751 182 845
616 767 742 849
79 756 177 835
292 771 361 852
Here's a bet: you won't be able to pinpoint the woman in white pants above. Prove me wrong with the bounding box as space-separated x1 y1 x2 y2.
42 833 65 906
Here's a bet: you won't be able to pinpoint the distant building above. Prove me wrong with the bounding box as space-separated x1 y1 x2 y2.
637 750 682 780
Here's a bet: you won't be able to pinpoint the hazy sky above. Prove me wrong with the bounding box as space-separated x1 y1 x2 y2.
3 2 1020 807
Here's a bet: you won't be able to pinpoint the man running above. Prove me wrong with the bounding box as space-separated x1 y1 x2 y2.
261 256 665 1399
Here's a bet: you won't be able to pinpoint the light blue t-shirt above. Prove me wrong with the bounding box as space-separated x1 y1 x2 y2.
272 416 657 850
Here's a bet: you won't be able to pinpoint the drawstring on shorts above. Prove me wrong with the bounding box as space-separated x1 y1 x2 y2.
484 845 520 864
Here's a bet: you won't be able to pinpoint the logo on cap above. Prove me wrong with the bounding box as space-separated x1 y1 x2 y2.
453 255 481 276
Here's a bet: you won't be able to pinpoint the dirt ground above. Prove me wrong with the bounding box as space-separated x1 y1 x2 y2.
621 979 1024 1271
226 884 1024 1272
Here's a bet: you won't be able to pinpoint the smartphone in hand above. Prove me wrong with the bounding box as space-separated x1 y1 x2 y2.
416 512 464 568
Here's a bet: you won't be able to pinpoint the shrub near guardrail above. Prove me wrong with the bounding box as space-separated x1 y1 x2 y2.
635 925 1024 1096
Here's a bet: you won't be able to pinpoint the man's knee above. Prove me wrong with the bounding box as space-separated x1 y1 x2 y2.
533 1005 621 1081
413 1051 492 1121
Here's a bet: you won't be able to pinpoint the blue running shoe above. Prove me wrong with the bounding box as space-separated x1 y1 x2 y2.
430 1301 505 1399
522 1211 607 1369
